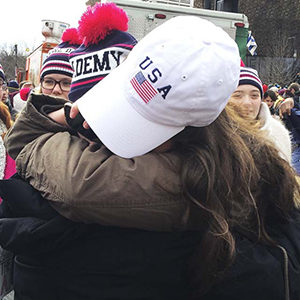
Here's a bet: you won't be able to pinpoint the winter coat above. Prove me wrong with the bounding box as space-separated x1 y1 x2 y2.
0 137 16 203
1 175 300 300
2 93 300 299
258 102 291 163
12 92 27 113
0 174 201 300
283 96 300 145
4 93 200 231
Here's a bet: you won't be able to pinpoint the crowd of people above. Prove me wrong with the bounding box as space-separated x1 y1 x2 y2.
0 2 300 300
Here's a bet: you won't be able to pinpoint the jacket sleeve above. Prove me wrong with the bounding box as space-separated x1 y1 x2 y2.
15 133 186 231
4 93 68 160
4 93 188 231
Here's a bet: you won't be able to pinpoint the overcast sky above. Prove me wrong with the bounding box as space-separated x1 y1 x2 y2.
1 0 87 52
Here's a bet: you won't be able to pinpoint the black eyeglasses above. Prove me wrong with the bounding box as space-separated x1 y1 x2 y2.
41 78 71 92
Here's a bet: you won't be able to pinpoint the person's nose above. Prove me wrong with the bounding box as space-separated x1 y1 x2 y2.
51 82 62 95
242 94 252 107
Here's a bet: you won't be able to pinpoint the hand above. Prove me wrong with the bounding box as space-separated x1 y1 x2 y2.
279 98 294 119
69 103 89 129
48 108 67 125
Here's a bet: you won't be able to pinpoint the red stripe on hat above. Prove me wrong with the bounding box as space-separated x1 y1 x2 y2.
41 63 74 73
110 43 135 48
240 73 262 84
71 77 105 88
131 78 149 103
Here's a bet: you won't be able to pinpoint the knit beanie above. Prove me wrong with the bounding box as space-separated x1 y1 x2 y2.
40 28 82 79
68 2 137 102
239 67 263 98
7 80 19 91
0 64 5 81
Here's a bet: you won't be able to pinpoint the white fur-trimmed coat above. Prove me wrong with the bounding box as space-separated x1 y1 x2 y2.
259 102 291 163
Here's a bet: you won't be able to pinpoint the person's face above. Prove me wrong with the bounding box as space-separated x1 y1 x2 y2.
229 84 261 119
22 83 33 89
0 79 4 101
1 86 8 102
41 74 71 100
263 96 274 108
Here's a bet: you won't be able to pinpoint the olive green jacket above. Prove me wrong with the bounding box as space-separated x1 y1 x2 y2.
5 93 197 231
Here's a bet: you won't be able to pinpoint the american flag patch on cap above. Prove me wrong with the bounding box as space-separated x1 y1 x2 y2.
130 71 157 103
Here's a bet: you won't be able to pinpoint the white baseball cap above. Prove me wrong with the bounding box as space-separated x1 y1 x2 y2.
77 16 240 158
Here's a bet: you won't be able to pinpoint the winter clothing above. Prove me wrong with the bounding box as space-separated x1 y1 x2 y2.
2 93 300 300
40 49 75 79
68 3 137 102
258 102 291 163
5 93 197 231
0 137 16 203
0 176 299 300
12 92 26 113
0 174 200 300
75 16 239 158
202 214 300 300
239 67 263 97
283 93 300 174
40 28 82 80
0 64 5 81
7 80 19 93
0 119 7 136
0 117 16 203
0 138 6 180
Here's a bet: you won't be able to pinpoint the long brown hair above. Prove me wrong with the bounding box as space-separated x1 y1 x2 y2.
0 102 12 131
171 105 299 296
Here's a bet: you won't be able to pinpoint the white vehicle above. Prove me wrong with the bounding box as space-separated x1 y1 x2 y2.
104 0 249 58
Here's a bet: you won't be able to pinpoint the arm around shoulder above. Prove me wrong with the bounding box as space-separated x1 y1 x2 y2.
16 132 186 231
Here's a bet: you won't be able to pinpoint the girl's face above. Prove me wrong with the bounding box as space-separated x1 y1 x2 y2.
229 85 261 119
1 86 8 102
263 96 274 108
41 74 72 101
0 80 4 101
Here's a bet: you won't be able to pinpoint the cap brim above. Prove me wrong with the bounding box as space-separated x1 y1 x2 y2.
77 62 184 158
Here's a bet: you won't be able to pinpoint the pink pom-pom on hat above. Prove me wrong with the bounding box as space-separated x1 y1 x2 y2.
40 27 82 79
61 28 82 45
19 88 31 101
68 1 137 101
78 2 129 46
